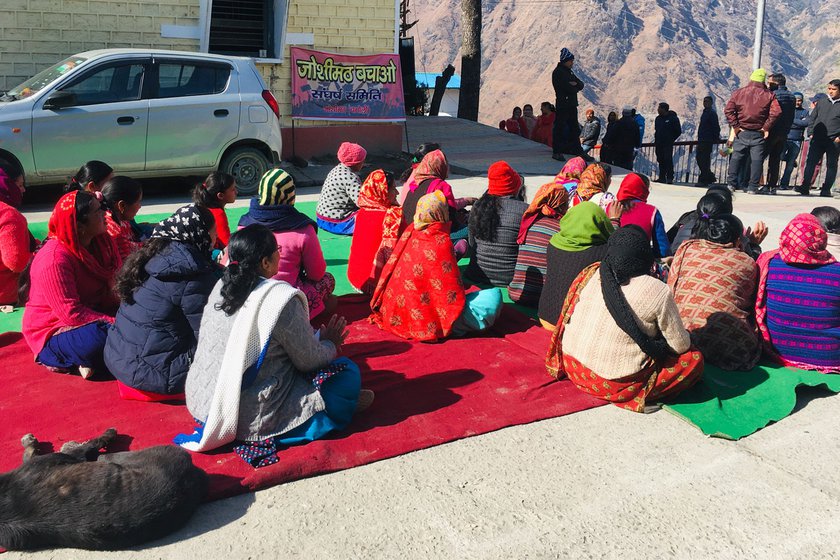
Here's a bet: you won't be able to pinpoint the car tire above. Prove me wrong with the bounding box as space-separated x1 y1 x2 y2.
219 146 270 196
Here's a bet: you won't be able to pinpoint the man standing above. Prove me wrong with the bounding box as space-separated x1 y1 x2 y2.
724 68 782 194
551 47 585 160
796 79 840 198
696 96 721 186
779 92 809 189
579 109 601 155
654 102 682 183
763 73 797 194
601 106 641 171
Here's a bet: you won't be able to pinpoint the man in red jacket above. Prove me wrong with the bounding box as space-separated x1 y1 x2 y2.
724 68 783 194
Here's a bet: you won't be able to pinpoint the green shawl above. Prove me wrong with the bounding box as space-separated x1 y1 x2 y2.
549 201 614 252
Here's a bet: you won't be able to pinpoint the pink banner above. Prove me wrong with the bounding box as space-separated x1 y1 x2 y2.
290 47 405 122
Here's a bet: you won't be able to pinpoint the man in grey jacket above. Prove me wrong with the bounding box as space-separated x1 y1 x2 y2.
579 109 601 155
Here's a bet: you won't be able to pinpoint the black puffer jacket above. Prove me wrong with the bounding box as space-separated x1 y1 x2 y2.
104 241 219 394
552 64 584 109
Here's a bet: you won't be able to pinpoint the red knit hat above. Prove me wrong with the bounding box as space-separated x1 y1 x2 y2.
616 173 649 202
337 142 367 167
487 161 522 196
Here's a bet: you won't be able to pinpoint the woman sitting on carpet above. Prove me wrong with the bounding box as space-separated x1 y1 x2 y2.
21 191 121 378
0 164 35 306
755 214 840 373
193 171 237 250
315 142 367 235
608 173 670 258
102 176 144 260
239 168 336 321
347 169 403 294
668 213 761 371
569 163 614 209
537 201 615 329
104 205 219 400
508 182 569 306
668 187 766 259
401 149 474 252
553 157 586 192
370 191 502 342
545 226 704 412
398 142 440 205
465 161 528 287
64 160 113 194
178 225 374 467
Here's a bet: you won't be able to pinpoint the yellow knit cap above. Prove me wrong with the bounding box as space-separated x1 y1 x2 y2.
750 68 767 83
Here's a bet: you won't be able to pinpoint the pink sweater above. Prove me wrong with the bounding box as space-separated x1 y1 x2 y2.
235 224 326 286
0 202 32 305
22 240 118 354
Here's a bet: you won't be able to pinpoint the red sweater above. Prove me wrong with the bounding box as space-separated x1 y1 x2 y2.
209 207 231 249
22 240 118 354
0 202 32 305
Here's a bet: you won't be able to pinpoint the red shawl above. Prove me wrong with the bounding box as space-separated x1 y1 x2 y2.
357 169 404 291
369 208 465 341
755 214 836 365
48 191 121 284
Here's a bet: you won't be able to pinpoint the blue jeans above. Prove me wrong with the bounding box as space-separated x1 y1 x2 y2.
780 140 802 187
37 321 110 373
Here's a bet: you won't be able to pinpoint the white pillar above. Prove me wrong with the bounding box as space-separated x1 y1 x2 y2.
752 0 766 70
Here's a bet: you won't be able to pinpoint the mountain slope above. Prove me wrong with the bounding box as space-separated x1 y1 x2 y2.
409 0 836 139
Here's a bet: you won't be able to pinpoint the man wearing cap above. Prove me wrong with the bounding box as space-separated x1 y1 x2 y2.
724 68 782 193
551 48 586 160
315 141 367 234
600 106 641 171
762 73 797 194
779 91 810 189
797 79 840 198
580 109 601 155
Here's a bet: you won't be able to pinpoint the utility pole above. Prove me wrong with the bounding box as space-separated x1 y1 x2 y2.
752 0 766 69
457 0 481 121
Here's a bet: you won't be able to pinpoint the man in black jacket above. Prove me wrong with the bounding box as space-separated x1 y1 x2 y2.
654 102 682 183
696 96 721 186
763 73 797 194
551 47 585 160
601 106 640 170
797 79 840 197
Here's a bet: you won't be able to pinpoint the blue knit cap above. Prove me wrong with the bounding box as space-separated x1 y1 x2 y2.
794 92 804 99
559 48 574 63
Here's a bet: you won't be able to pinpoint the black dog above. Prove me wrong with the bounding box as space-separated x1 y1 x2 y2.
0 428 208 550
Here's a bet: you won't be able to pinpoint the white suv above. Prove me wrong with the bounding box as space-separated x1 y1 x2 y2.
0 49 282 195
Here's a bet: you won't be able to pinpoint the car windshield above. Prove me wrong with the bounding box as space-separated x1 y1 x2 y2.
4 56 87 100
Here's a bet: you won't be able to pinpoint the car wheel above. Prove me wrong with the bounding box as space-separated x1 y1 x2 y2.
219 147 270 196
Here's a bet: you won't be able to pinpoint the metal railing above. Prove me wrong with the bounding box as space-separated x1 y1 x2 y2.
590 140 827 188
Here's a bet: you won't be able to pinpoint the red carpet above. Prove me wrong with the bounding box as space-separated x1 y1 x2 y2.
0 298 603 500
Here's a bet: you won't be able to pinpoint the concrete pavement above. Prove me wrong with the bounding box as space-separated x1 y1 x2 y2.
9 117 840 559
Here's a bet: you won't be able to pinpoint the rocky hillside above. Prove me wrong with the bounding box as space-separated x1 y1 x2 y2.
408 0 838 140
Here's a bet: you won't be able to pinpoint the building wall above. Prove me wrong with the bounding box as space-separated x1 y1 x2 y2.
0 0 201 91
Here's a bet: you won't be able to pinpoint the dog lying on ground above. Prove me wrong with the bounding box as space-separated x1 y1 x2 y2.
0 428 208 550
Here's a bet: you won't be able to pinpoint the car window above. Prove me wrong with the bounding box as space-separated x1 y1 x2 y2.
156 63 231 98
60 63 145 106
5 56 87 100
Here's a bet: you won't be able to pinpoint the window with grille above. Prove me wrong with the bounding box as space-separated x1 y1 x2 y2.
209 0 275 57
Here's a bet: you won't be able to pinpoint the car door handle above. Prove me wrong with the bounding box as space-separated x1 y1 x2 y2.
214 109 229 117
117 116 135 125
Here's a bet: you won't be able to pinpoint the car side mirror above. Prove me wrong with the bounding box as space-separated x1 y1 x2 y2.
43 91 77 110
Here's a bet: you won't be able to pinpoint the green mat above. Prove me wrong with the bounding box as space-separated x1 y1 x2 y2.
663 363 840 440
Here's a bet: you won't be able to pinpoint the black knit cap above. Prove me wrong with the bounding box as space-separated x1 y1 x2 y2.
600 225 673 360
